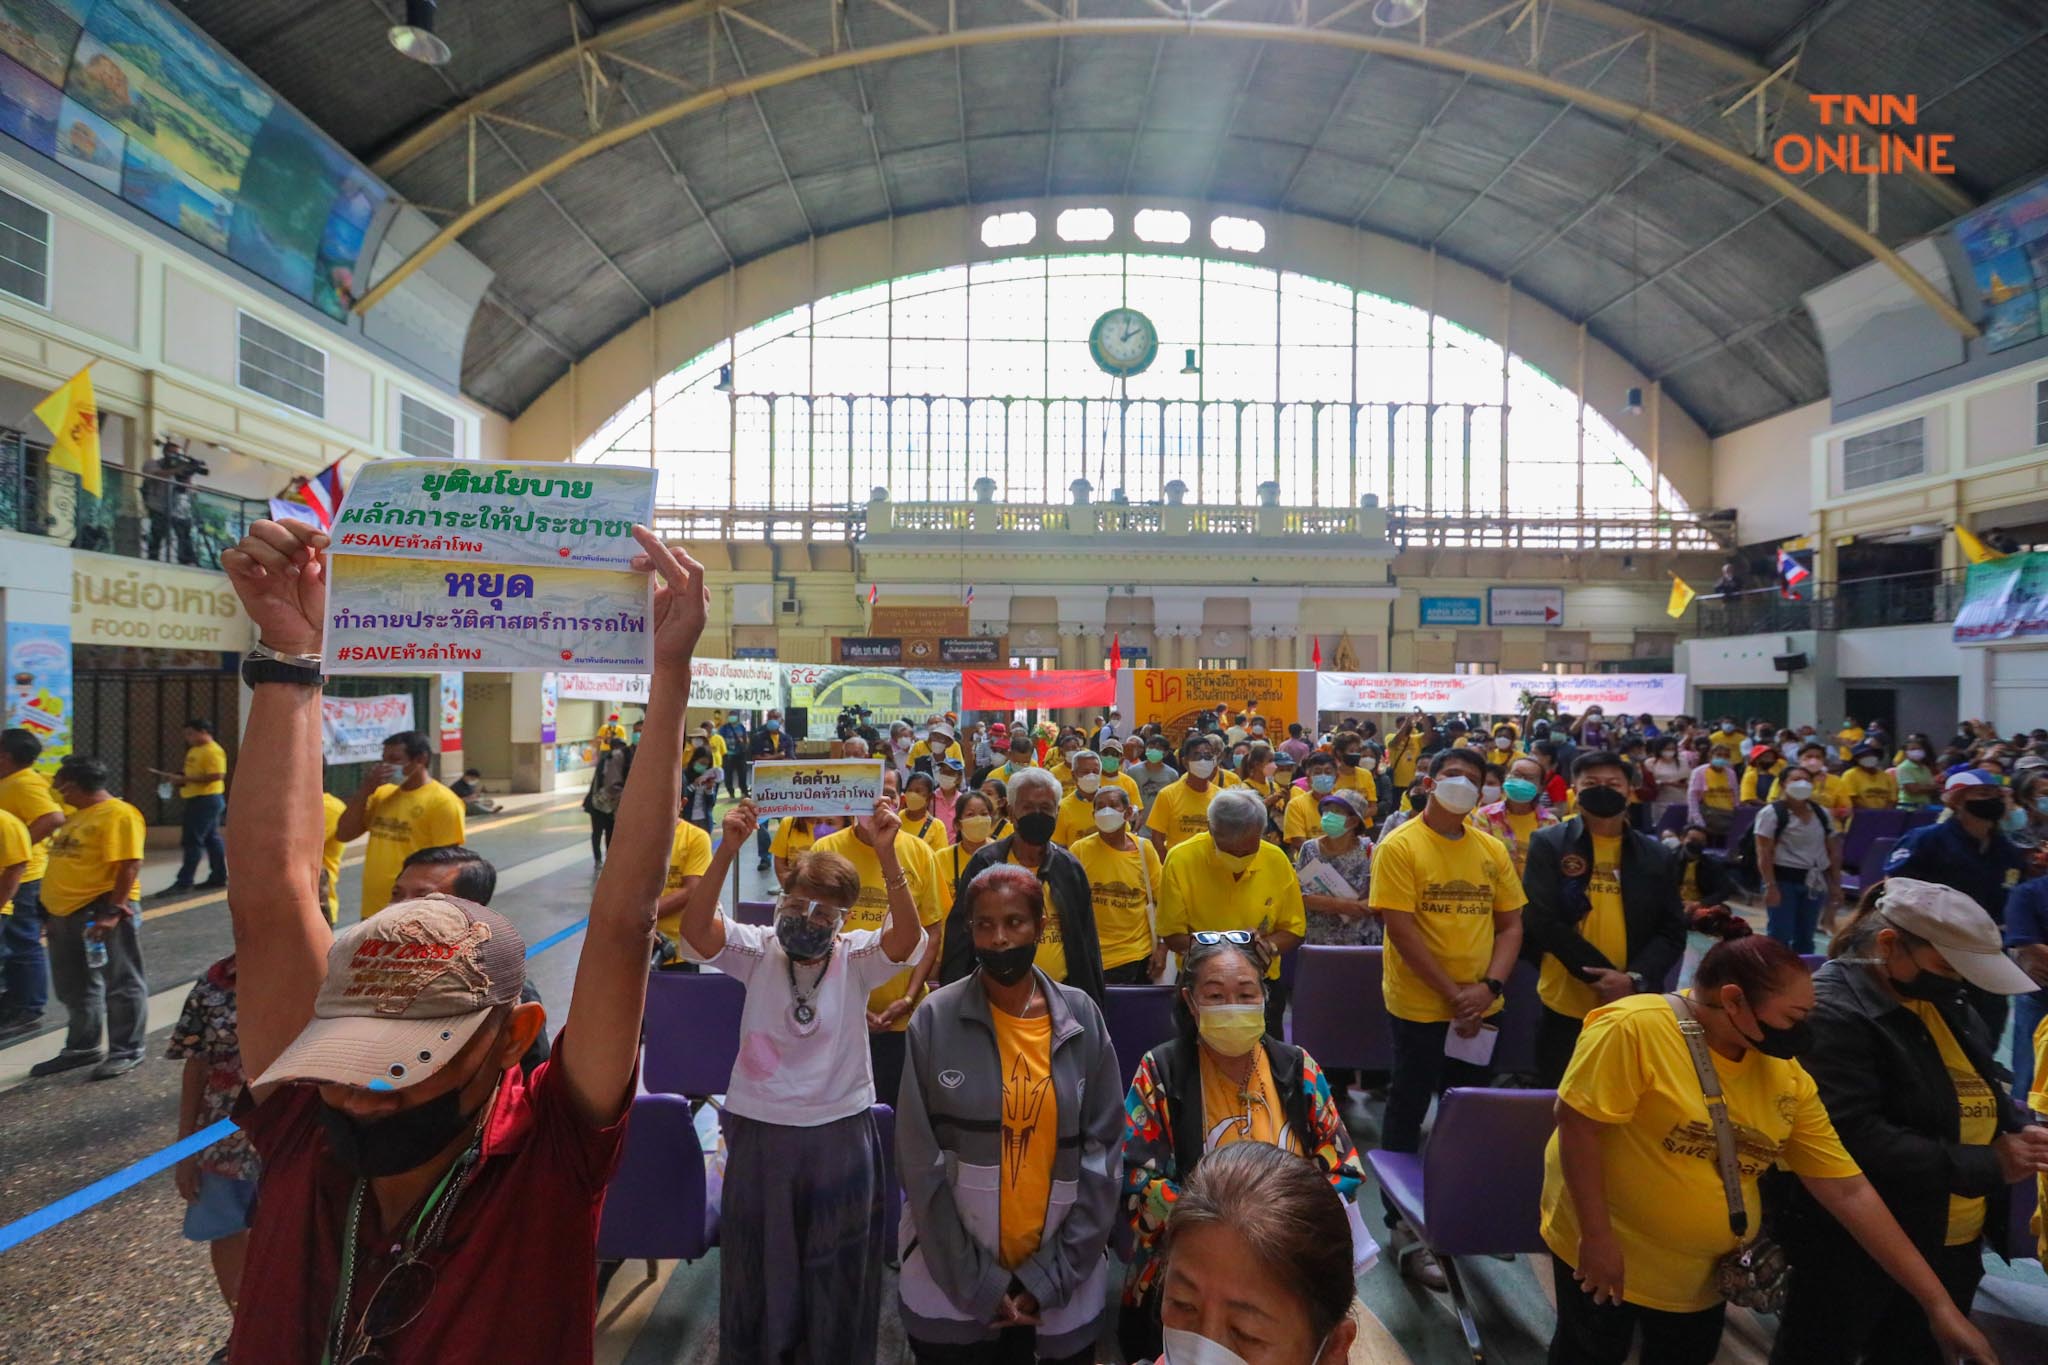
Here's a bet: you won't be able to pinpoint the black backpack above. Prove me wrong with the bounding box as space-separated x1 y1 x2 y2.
1735 800 1831 888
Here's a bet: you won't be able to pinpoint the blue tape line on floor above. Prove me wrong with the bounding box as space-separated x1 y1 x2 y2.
0 913 593 1257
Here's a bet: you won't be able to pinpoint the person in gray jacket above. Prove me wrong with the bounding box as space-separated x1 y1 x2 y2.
896 863 1124 1364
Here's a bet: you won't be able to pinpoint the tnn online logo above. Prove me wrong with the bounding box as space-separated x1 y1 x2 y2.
1772 95 1956 176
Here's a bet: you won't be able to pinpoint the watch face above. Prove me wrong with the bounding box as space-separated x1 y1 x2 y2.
1089 307 1158 377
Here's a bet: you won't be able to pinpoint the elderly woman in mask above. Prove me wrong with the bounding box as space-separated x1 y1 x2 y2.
674 801 924 1364
897 864 1122 1364
1769 878 2048 1365
1119 934 1364 1361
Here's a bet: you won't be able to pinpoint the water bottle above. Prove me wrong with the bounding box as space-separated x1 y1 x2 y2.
85 928 107 970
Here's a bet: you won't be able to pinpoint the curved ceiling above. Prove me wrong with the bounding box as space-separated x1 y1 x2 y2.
183 0 2048 435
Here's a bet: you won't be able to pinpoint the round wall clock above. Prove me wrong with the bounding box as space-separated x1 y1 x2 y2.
1089 306 1158 377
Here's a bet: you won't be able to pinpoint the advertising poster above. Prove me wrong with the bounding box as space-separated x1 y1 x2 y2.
438 672 462 753
5 621 72 771
781 665 962 741
540 671 558 745
749 760 885 819
1953 552 2048 643
320 693 414 764
1125 669 1300 745
331 460 656 570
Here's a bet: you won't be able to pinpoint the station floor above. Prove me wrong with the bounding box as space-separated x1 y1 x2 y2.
1 795 2043 1363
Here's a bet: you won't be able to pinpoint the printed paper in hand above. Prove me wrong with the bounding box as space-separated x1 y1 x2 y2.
750 760 886 818
1444 1021 1499 1066
1296 857 1358 900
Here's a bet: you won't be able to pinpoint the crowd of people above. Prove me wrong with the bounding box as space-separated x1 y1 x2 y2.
4 517 2048 1364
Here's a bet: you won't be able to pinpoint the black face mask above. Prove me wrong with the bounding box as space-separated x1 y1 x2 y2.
1014 811 1057 846
1735 1006 1813 1060
1964 796 2007 822
1336 752 1360 768
1575 785 1629 819
318 1079 488 1177
1406 791 1427 810
1682 841 1707 858
976 942 1037 986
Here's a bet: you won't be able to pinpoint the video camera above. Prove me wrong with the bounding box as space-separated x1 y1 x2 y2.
153 436 211 480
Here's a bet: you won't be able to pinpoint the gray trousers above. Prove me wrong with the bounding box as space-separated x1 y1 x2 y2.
45 907 148 1059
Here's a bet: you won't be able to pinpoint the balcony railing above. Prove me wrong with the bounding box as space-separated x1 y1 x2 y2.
1388 507 1737 552
1688 567 1970 637
0 433 266 571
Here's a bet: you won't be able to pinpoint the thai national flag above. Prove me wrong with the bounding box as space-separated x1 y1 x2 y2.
866 583 878 606
1777 548 1810 598
963 585 974 606
295 460 345 530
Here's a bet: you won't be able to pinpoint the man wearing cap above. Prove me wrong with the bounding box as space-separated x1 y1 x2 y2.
907 717 960 773
215 517 706 1364
1886 771 2033 1042
928 754 966 837
1773 877 2048 1364
1520 751 1688 1087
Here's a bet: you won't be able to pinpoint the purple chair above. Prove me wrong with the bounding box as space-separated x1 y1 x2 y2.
643 969 745 1096
1838 809 1909 885
1488 959 1544 1080
1843 835 1898 899
596 1091 717 1263
1287 946 1392 1072
1652 805 1689 837
736 899 775 926
873 1102 901 1261
1103 986 1178 1086
1798 953 1826 973
1995 1172 2039 1263
1368 1087 1558 1363
1706 804 1759 863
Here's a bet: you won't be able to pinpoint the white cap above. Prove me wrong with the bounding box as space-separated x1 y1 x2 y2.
1878 878 2038 995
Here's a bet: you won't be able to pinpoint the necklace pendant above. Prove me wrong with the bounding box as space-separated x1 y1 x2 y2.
793 1001 816 1026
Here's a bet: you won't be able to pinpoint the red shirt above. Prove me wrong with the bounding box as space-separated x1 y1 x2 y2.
227 1047 629 1364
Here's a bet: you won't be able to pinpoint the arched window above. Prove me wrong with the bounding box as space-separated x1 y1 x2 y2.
578 251 1690 530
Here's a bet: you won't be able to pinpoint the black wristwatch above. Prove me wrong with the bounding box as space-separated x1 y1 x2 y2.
1482 976 1505 998
241 642 324 689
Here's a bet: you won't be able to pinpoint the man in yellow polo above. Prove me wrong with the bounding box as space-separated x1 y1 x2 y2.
1158 787 1306 1036
148 717 228 898
32 756 148 1080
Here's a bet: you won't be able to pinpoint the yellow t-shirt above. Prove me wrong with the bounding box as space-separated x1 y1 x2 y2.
935 840 986 915
702 733 727 767
1370 817 1525 1023
0 766 63 882
1838 766 1898 810
656 821 715 940
1334 766 1379 805
1708 728 1746 753
909 737 963 769
359 781 467 917
1048 760 1079 795
813 826 943 1028
1903 1000 1999 1245
320 792 346 926
1144 778 1222 850
901 809 950 856
183 740 227 797
1157 834 1306 982
1836 727 1866 761
992 1003 1057 1269
1199 1043 1298 1154
1281 787 1324 845
769 817 826 863
598 721 627 744
1473 806 1541 876
1698 766 1736 811
1051 786 1140 847
2033 1014 2048 1262
1537 834 1627 1020
1540 993 1861 1312
42 797 146 915
1000 850 1066 982
1069 831 1162 970
1387 732 1423 789
0 807 29 915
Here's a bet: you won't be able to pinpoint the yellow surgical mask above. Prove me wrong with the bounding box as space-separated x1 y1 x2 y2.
1195 1002 1266 1057
960 814 993 843
903 792 929 813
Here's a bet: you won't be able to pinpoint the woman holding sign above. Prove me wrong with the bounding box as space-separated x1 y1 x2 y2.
672 798 925 1365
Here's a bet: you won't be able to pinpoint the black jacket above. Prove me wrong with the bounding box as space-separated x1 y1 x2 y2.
1520 817 1686 990
1148 1035 1325 1180
1676 846 1736 908
1771 958 2025 1261
938 836 1104 1006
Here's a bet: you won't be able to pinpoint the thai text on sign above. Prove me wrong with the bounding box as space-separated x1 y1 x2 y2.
749 760 886 819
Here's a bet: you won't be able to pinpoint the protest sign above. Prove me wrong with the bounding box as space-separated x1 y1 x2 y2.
325 459 656 674
1496 673 1689 715
326 555 651 671
1317 672 1497 715
1953 552 2048 643
321 693 415 763
749 759 886 818
1315 672 1687 715
962 669 1115 710
1124 669 1301 745
330 460 655 569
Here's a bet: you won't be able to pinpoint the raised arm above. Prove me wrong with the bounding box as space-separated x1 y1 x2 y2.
220 520 335 1085
676 802 755 961
557 527 708 1127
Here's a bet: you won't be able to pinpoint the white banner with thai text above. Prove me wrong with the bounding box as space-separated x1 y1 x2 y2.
321 693 417 764
1315 672 1499 714
1494 673 1689 715
553 658 781 709
1316 672 1687 715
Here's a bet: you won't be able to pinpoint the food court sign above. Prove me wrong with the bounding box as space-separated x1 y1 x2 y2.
71 553 251 651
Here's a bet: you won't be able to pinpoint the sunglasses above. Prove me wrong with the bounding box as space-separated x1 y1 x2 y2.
1191 930 1256 947
342 1257 438 1363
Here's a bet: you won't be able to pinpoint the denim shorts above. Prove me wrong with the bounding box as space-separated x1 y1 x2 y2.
182 1171 257 1243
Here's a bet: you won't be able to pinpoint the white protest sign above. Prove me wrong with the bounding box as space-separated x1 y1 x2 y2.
749 759 886 818
321 693 416 763
1315 672 1498 714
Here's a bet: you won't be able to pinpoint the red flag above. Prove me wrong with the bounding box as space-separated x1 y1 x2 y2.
1109 633 1122 671
1311 636 1323 668
866 583 878 606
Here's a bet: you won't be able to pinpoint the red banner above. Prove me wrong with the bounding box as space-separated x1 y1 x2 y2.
962 669 1115 710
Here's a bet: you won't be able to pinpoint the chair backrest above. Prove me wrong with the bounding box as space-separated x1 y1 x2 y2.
1839 808 1909 869
1721 803 1760 853
1420 1087 1559 1256
642 970 745 1096
1287 946 1393 1072
736 899 775 926
1905 806 1942 829
1488 958 1544 1079
596 1092 711 1261
873 1102 902 1261
1102 986 1179 1086
1798 953 1826 973
1861 836 1898 880
1653 805 1689 837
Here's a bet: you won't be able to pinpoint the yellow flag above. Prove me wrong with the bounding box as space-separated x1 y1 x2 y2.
32 365 100 498
1666 574 1697 618
1955 525 2004 565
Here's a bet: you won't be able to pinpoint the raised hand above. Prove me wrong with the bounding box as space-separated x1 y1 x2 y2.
221 520 329 656
628 525 708 671
722 799 759 844
867 795 901 844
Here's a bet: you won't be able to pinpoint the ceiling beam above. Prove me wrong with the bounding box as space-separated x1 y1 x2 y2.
351 17 1979 343
716 9 818 237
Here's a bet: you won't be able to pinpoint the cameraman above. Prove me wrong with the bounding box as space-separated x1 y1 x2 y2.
146 440 203 567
